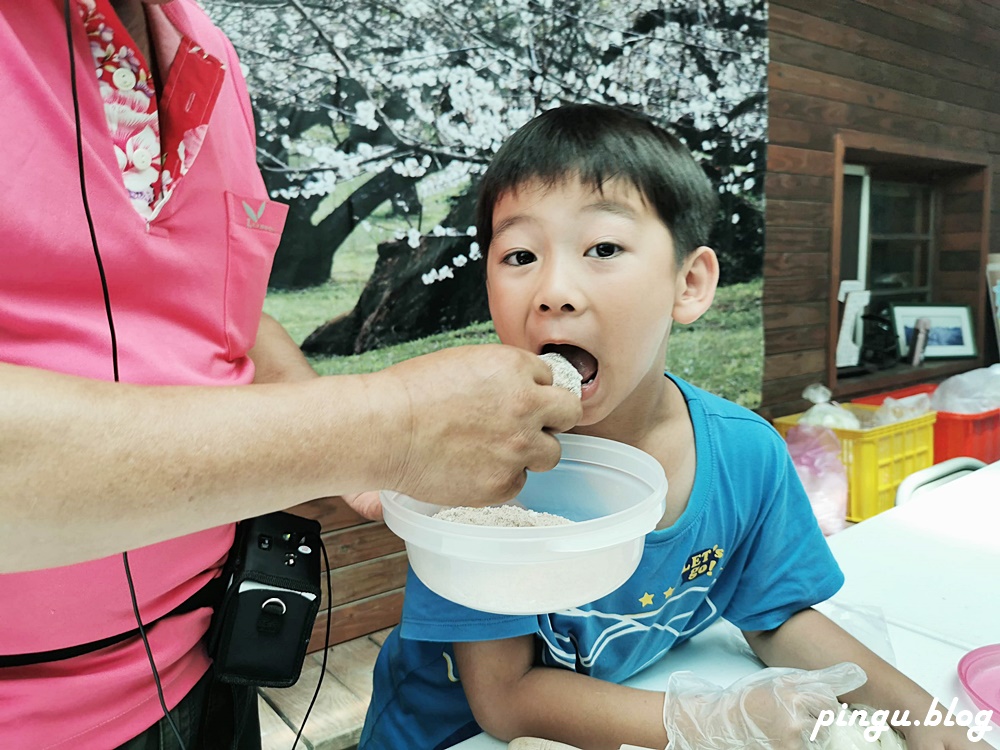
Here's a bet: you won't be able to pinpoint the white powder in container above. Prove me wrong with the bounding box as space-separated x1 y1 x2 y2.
434 505 574 527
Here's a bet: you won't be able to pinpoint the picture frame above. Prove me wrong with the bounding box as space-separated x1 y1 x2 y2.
988 256 1000 356
889 304 977 359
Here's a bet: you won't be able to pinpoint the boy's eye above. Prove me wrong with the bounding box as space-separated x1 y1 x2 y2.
501 249 537 266
586 242 623 259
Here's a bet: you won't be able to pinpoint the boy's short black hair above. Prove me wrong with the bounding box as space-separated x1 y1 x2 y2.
476 103 719 263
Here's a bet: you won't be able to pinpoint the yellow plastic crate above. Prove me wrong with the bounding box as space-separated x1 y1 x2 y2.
772 406 936 522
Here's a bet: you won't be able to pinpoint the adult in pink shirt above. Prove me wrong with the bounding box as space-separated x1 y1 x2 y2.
0 1 581 747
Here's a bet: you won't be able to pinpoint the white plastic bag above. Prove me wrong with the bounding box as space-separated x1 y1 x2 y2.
786 424 848 535
871 393 931 427
799 383 862 430
814 600 896 666
931 365 1000 414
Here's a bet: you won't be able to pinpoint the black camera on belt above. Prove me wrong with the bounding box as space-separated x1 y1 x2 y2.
208 511 322 688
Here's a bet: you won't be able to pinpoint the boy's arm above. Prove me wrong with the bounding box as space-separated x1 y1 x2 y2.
454 636 667 750
743 608 980 749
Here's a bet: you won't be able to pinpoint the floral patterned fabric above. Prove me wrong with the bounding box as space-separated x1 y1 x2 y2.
77 0 224 220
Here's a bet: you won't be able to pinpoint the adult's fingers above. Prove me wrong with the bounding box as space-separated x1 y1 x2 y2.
538 384 583 435
341 491 383 521
523 431 564 474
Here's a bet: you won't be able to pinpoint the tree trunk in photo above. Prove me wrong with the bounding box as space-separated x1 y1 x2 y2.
266 191 330 289
266 167 428 290
257 100 338 290
301 191 489 355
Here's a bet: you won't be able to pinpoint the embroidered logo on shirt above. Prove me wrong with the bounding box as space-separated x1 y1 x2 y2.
241 200 278 232
681 545 724 582
243 200 265 222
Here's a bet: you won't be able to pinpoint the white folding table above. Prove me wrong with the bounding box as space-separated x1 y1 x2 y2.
452 462 1000 749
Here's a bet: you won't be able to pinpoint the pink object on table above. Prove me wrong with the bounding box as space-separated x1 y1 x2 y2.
958 644 1000 725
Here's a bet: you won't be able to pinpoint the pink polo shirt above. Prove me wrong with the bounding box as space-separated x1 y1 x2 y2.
0 2 287 747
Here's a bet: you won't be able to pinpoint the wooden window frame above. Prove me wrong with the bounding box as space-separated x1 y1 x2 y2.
865 177 936 305
829 131 991 398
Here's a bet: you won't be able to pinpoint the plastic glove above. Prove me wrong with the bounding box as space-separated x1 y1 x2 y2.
662 662 867 750
508 739 583 750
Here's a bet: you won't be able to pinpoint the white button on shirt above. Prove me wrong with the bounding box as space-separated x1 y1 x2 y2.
131 148 153 171
112 67 137 91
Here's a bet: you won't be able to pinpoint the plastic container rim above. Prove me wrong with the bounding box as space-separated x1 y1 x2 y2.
381 434 667 559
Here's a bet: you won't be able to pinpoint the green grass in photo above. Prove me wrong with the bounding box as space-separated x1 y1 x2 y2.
264 277 762 408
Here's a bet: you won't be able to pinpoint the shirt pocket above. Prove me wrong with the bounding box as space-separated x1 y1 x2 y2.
223 191 289 360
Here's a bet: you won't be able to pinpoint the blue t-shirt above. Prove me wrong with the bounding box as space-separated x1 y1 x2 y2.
359 376 843 750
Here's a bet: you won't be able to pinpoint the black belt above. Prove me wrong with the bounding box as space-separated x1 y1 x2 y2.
0 575 226 668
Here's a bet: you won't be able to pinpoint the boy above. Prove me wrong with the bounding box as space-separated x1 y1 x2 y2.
359 104 977 750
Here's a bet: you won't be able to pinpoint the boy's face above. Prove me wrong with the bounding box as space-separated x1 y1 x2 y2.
486 177 682 426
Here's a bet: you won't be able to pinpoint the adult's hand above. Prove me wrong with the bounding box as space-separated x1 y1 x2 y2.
342 491 384 521
371 344 582 507
0 344 577 572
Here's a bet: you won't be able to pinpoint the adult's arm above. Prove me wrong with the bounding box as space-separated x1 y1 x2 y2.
248 312 318 384
0 344 581 573
248 312 383 520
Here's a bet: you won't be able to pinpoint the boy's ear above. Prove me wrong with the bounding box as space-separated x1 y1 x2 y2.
672 246 719 325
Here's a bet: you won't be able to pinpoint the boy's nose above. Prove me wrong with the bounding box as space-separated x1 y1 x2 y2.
535 264 584 314
536 286 583 314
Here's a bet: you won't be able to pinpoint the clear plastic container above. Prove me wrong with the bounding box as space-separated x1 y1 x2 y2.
380 434 668 615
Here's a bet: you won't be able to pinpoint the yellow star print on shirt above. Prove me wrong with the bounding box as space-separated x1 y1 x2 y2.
639 592 654 607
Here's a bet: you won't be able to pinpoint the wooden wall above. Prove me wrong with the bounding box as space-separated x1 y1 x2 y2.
761 0 1000 419
291 496 407 652
940 170 990 311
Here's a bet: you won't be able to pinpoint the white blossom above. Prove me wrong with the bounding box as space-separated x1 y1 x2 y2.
354 100 379 131
203 0 766 279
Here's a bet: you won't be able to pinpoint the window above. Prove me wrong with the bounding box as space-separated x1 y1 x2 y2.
827 131 988 393
840 165 935 315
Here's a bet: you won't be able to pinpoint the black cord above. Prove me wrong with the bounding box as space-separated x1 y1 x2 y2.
291 539 333 750
63 1 186 747
64 0 119 381
123 552 188 749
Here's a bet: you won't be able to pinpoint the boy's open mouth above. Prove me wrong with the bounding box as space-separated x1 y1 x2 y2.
540 343 598 386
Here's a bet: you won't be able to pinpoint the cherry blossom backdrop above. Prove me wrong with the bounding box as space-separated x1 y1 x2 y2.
203 0 767 363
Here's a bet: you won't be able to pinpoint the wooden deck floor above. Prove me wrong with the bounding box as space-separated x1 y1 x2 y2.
259 628 391 750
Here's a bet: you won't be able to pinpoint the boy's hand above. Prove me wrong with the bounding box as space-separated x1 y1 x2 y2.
902 720 988 750
662 662 867 749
